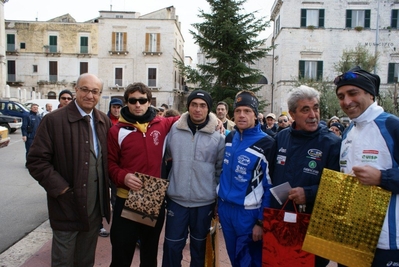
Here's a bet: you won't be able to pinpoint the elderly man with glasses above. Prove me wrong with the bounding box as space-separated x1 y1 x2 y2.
27 73 112 266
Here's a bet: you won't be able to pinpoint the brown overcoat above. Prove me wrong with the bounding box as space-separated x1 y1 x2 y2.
27 101 111 231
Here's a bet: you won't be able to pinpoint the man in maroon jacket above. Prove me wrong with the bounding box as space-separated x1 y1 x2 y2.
27 73 111 266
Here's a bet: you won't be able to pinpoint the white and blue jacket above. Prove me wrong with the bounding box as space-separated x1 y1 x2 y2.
340 102 399 250
217 123 276 220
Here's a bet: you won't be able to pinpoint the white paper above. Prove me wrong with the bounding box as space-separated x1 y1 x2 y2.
284 212 297 223
269 182 292 205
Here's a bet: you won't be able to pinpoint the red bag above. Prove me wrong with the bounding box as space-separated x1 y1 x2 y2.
262 200 315 267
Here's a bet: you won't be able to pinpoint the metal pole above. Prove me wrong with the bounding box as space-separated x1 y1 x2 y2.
374 0 380 74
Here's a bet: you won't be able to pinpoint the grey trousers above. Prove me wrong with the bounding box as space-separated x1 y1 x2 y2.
51 207 101 267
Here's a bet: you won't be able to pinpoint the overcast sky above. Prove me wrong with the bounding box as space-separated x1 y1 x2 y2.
4 0 274 61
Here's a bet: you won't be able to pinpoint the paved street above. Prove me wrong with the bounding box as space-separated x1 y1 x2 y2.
0 129 48 253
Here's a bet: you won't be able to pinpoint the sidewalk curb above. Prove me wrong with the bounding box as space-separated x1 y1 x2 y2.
0 220 51 266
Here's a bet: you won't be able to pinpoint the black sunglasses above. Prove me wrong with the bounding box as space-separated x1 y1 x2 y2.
334 71 373 85
278 119 288 123
128 98 148 105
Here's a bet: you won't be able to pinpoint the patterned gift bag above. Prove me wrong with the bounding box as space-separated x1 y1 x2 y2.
302 168 391 267
121 172 169 227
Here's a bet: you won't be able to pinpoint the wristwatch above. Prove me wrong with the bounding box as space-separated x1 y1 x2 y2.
255 219 263 227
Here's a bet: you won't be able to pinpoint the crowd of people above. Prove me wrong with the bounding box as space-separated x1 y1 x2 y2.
24 66 398 267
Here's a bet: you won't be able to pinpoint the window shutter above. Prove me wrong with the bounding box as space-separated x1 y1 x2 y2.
301 9 307 27
156 33 161 52
391 10 398 28
388 63 395 83
319 9 325 27
145 33 149 52
346 10 352 28
123 32 127 51
299 61 305 79
317 61 323 81
112 32 116 51
365 10 371 28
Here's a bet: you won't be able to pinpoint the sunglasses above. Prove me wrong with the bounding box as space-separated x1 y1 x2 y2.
60 97 73 101
278 119 288 123
334 71 373 85
128 98 148 105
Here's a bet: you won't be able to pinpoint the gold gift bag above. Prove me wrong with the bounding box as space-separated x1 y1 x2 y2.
302 169 391 267
121 172 169 227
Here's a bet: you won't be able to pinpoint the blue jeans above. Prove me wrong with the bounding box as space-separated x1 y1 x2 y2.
162 199 215 267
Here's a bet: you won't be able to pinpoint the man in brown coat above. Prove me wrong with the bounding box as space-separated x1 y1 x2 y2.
27 73 111 266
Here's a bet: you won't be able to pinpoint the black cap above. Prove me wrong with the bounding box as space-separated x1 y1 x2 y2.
59 89 73 101
233 91 259 116
335 66 380 97
187 90 212 114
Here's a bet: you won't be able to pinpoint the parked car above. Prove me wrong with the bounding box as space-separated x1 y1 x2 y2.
0 99 29 119
0 111 22 133
0 125 10 148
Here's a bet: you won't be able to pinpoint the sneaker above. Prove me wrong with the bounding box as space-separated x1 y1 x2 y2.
99 227 110 237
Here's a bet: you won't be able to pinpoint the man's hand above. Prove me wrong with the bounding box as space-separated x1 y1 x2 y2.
215 118 225 135
22 136 27 142
252 224 263 242
352 165 381 186
288 187 306 205
124 173 143 191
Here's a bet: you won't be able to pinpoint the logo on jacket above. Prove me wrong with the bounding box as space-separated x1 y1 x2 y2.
276 155 286 165
307 149 322 160
362 149 379 163
237 155 250 166
278 147 287 153
150 130 161 145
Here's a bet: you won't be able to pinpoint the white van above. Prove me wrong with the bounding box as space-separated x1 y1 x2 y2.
25 99 59 115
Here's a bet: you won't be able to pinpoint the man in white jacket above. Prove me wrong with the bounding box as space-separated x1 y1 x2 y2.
162 90 225 267
335 66 399 266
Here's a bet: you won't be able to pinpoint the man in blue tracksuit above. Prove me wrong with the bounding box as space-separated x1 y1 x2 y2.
22 103 42 161
270 85 341 267
335 66 399 266
217 90 276 267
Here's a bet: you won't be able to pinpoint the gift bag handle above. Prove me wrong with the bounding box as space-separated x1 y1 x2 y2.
280 199 298 214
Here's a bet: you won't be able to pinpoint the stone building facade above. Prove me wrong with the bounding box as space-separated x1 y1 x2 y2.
3 6 185 113
269 0 399 114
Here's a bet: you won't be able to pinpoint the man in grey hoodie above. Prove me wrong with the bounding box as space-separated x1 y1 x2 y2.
162 90 225 267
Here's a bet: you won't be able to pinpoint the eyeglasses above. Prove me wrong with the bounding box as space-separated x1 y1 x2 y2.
278 119 288 123
128 98 148 105
78 87 101 96
334 71 373 85
60 97 73 101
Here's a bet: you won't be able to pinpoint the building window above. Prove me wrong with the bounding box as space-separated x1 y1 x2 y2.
49 35 58 53
391 10 398 29
275 16 281 35
80 36 88 53
116 15 123 18
33 65 38 73
145 33 160 52
80 62 88 74
7 60 16 82
20 43 26 49
299 60 323 81
388 63 399 83
346 10 370 28
115 68 123 86
112 32 127 51
49 61 58 82
300 9 325 28
7 34 15 51
148 68 157 87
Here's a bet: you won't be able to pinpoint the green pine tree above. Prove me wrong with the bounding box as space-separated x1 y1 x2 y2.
175 0 271 115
